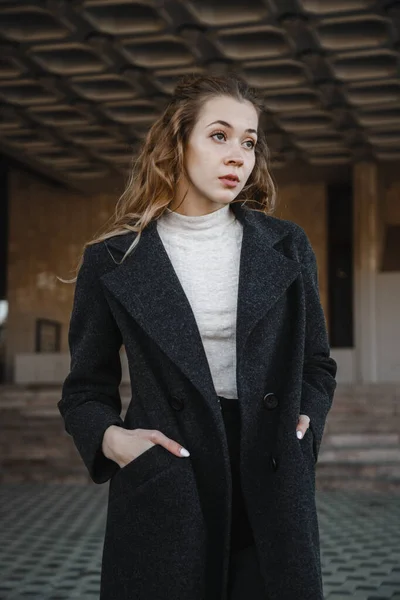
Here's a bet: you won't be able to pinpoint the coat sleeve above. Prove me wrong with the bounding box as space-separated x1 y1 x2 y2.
57 245 124 484
299 232 337 463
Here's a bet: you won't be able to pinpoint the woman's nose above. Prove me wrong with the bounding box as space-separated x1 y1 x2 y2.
224 154 244 167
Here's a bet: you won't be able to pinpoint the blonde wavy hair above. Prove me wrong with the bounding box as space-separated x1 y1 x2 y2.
60 73 277 284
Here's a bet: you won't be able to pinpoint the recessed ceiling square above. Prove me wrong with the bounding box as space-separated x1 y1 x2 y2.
65 128 121 146
308 149 351 164
270 156 287 169
299 0 374 15
278 112 332 133
262 89 320 112
101 101 158 124
331 50 398 81
0 7 71 42
0 107 22 130
130 121 153 138
121 37 194 69
295 132 344 149
153 67 204 94
316 16 390 51
82 1 166 35
35 149 84 166
0 80 61 105
185 0 268 26
29 106 91 127
30 43 107 76
357 106 400 128
308 147 350 157
368 131 400 146
96 144 133 163
0 57 25 79
67 165 109 179
215 26 290 60
1 130 53 149
70 75 137 102
242 60 308 88
375 149 400 161
346 80 400 106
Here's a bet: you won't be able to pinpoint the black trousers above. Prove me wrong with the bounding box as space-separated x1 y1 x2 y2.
218 396 267 599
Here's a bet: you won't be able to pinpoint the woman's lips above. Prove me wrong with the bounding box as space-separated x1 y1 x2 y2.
219 177 239 188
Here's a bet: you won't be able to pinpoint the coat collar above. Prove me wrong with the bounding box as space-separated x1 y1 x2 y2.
100 202 301 408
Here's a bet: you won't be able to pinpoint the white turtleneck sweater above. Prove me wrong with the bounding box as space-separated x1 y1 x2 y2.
156 204 243 399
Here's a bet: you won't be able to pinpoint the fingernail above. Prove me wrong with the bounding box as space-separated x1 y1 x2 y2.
296 430 303 439
180 447 190 457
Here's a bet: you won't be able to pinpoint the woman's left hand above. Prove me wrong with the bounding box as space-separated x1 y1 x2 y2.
296 414 310 439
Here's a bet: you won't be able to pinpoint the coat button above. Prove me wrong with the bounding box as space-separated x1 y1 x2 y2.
168 395 184 411
263 392 279 410
271 456 278 472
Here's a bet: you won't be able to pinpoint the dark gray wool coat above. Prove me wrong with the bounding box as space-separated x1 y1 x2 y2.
58 200 337 600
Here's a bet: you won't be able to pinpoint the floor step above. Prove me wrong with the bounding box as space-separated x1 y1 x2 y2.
1 383 400 490
319 446 400 463
324 433 399 447
316 476 400 493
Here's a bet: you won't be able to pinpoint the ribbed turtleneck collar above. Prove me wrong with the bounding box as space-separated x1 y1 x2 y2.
157 203 236 236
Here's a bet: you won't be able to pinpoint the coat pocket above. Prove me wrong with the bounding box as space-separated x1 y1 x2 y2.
298 426 317 465
112 443 176 491
102 447 206 600
298 427 317 493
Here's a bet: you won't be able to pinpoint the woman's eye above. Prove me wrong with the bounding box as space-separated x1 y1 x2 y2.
211 131 226 142
211 132 255 148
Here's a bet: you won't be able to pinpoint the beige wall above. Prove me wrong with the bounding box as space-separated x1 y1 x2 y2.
5 168 329 381
5 168 118 380
275 182 328 317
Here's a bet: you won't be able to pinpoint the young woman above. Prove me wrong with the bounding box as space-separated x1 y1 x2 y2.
58 74 337 600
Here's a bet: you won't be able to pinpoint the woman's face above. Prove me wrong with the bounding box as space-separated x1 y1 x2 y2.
175 95 258 214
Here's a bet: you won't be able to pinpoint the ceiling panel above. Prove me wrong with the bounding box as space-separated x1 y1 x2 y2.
0 0 399 191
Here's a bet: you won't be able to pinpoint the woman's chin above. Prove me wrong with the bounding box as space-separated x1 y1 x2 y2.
213 191 239 204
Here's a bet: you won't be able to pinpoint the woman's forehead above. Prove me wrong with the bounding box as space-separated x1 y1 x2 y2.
196 96 258 130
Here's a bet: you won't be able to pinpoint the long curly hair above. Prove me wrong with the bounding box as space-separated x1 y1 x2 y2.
60 73 277 283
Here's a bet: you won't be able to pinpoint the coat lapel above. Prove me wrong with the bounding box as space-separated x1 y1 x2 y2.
101 218 219 404
234 205 302 380
100 202 301 405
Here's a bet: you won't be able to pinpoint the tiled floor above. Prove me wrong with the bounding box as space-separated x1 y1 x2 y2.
0 485 399 599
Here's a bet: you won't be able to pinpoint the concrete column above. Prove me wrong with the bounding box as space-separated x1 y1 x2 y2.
353 162 382 383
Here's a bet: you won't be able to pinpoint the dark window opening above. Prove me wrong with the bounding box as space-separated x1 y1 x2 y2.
327 183 354 348
381 225 400 272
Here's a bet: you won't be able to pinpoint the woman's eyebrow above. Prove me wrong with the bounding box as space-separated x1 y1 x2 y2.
206 119 257 135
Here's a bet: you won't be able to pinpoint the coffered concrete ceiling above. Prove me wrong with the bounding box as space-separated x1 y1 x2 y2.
0 0 399 192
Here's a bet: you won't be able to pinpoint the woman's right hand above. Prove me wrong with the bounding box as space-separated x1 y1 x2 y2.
102 425 190 468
